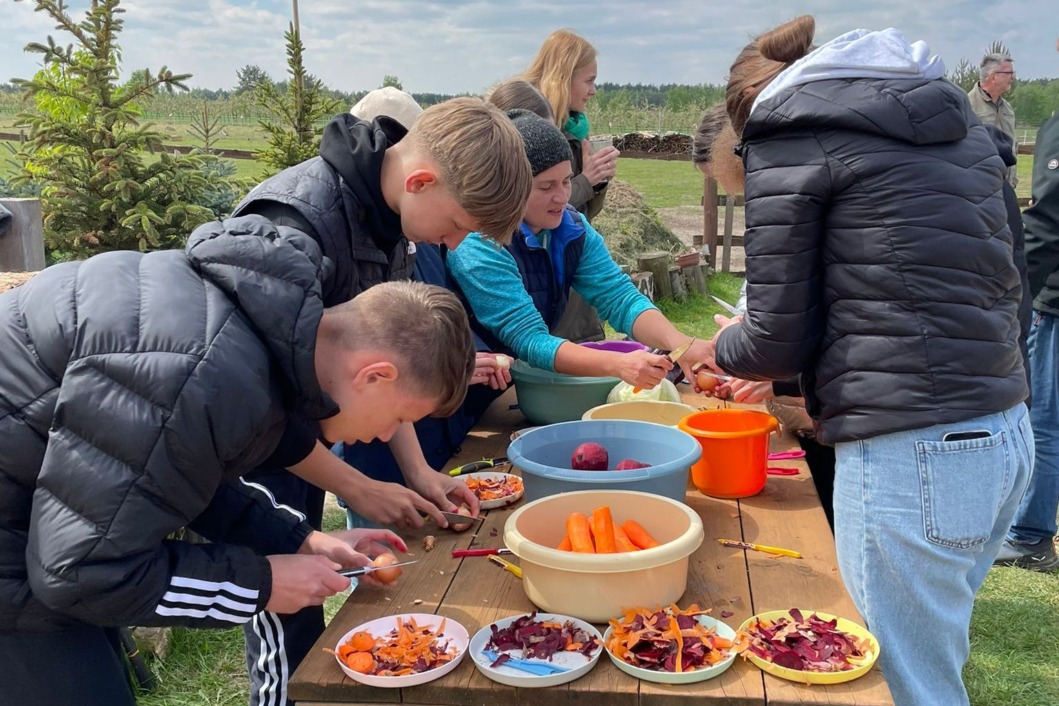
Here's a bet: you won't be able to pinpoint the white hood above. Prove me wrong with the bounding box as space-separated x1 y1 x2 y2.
752 28 947 115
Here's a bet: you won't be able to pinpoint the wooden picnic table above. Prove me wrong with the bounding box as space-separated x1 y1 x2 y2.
290 390 894 706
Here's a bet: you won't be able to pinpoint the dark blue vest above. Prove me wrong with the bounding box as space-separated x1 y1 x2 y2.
469 206 587 355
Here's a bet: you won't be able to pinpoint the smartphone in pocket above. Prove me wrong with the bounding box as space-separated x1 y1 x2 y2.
942 430 992 442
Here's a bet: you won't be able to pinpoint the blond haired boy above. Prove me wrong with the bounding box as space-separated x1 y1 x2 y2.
231 96 530 706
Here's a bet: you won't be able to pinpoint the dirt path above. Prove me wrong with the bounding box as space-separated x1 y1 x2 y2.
656 205 746 274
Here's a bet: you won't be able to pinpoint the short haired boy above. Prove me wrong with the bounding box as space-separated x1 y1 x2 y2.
0 217 476 706
231 97 532 706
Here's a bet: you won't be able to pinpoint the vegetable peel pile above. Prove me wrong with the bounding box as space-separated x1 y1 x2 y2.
327 616 458 676
606 604 733 673
466 474 523 502
734 609 874 673
485 612 600 667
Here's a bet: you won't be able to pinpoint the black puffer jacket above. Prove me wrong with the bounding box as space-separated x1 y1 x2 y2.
235 114 415 307
716 77 1027 444
0 215 334 632
1024 113 1059 316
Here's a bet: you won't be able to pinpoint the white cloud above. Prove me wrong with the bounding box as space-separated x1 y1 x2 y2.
3 0 1055 94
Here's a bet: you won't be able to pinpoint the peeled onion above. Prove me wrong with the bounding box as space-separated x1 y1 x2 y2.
371 552 403 584
695 369 720 393
450 505 474 532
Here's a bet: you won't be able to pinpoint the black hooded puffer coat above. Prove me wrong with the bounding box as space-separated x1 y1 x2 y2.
716 77 1028 444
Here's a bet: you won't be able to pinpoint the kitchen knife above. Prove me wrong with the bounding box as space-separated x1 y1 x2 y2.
338 559 419 578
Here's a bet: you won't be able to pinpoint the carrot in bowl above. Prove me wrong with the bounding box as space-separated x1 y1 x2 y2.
621 520 661 549
567 512 596 553
591 506 617 553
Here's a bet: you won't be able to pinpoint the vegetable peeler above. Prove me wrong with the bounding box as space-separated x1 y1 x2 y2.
718 539 801 559
447 457 510 476
451 547 513 558
488 554 523 579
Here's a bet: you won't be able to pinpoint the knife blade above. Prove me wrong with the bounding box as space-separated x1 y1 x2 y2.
710 295 742 316
338 559 419 578
634 339 696 393
432 510 484 527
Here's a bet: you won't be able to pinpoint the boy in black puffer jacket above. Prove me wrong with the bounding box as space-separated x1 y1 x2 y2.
0 219 476 706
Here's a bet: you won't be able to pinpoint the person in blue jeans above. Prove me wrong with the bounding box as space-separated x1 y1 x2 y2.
994 111 1059 571
699 17 1033 706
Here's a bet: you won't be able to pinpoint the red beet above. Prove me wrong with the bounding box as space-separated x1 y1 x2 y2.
571 442 609 470
615 459 650 470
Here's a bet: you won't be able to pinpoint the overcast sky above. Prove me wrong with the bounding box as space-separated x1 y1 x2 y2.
3 0 1055 94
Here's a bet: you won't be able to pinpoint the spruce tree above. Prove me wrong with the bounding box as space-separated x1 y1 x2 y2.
12 0 218 254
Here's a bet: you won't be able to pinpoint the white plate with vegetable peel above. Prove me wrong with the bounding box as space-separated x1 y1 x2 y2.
469 612 603 687
462 472 525 510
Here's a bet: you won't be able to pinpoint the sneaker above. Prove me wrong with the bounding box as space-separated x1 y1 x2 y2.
993 538 1059 572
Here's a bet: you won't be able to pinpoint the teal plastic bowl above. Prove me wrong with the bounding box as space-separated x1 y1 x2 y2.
509 360 619 426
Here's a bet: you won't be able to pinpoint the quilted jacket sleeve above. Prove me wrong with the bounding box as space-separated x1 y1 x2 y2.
24 223 327 629
188 480 313 556
26 339 276 628
715 134 830 381
1024 115 1059 303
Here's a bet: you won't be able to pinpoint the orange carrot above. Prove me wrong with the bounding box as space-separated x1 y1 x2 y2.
566 512 595 553
591 506 617 553
622 520 661 549
612 523 640 552
557 534 573 551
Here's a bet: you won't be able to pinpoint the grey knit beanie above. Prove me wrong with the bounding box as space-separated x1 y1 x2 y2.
507 109 573 176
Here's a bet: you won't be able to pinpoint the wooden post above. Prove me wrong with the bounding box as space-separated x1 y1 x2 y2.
637 250 672 301
721 193 735 273
0 198 45 273
668 265 687 302
702 176 718 268
681 264 707 296
630 271 654 302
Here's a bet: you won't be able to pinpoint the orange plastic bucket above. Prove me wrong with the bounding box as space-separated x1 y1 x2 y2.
678 409 779 498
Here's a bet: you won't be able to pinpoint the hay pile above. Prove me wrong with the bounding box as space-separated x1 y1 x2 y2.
0 271 36 293
593 180 686 270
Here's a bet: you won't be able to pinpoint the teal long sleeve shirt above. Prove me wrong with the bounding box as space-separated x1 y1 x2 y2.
446 213 657 371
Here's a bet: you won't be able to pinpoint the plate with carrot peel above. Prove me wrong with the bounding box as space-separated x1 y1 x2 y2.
462 472 524 509
603 604 737 684
327 613 469 687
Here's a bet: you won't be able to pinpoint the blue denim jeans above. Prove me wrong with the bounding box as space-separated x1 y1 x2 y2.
833 404 1033 706
1009 311 1059 543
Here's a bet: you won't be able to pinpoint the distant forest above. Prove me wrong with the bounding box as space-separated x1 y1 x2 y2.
3 76 1058 128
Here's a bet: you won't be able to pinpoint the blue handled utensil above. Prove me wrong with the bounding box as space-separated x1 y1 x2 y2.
481 649 570 676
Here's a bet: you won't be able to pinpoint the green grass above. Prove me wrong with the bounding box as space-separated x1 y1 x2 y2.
615 157 704 208
965 568 1059 705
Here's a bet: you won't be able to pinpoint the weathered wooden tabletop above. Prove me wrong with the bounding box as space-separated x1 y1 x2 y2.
290 390 894 706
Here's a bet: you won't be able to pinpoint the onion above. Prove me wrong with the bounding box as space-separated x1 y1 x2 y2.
370 552 403 584
450 505 474 532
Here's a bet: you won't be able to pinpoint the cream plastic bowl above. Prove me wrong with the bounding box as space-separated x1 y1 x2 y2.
503 490 704 623
581 400 698 427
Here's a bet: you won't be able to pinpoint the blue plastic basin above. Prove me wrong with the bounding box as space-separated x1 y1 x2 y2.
507 419 702 503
